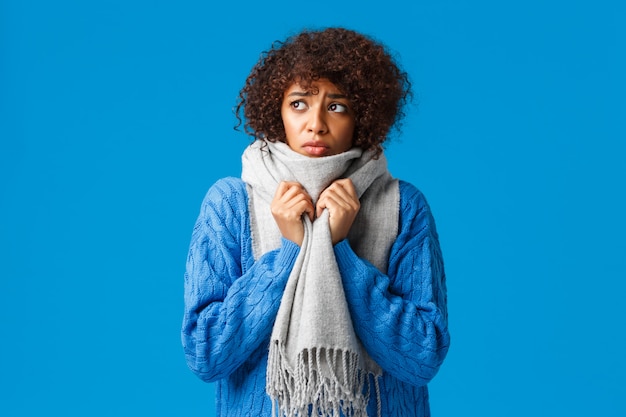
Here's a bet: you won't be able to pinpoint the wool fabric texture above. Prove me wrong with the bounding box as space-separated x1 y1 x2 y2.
241 141 399 417
181 177 450 417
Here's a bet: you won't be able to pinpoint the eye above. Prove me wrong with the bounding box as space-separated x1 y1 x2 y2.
329 103 349 113
290 100 308 111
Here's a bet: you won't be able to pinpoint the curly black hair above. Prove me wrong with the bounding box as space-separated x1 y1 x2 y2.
235 27 412 156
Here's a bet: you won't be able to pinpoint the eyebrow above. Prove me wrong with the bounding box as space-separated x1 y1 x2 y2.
286 91 348 99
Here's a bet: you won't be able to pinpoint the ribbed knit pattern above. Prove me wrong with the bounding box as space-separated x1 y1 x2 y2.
182 177 449 417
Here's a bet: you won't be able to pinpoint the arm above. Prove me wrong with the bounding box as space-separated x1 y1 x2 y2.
181 178 300 382
334 181 450 386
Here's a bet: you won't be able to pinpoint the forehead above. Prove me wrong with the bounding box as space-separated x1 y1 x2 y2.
283 78 346 97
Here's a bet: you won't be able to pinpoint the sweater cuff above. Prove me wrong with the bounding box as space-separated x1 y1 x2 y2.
276 238 301 266
333 239 363 272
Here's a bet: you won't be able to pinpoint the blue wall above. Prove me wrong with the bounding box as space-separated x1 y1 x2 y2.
1 1 624 415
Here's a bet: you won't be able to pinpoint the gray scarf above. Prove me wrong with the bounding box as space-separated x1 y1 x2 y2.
241 140 399 417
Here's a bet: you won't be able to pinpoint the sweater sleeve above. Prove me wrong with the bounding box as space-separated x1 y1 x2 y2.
181 177 300 382
334 180 450 387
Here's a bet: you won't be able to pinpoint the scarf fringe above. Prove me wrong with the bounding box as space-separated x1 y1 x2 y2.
267 341 380 417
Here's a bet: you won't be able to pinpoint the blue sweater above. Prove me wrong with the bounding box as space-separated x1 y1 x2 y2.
182 177 449 416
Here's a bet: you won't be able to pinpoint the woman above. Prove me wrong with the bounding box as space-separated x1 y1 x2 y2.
182 27 450 417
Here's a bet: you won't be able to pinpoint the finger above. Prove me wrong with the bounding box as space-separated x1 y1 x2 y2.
300 201 315 221
274 183 309 209
274 181 300 200
333 178 358 198
317 194 348 218
274 181 308 197
318 184 359 214
316 199 326 219
273 186 315 221
324 179 357 202
285 194 315 221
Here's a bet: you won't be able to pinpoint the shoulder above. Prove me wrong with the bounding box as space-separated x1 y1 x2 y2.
202 177 248 203
198 177 249 223
398 180 429 214
397 180 439 236
205 176 247 197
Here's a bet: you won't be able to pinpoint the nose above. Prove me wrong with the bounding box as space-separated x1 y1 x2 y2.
306 107 328 135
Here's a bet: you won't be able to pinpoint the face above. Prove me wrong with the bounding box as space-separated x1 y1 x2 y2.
281 79 355 157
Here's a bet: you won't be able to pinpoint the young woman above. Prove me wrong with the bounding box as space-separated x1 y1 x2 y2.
182 27 450 417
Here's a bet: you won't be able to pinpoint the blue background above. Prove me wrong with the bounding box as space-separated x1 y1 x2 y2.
1 0 624 416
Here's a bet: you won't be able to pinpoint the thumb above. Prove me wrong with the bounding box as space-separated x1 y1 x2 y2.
304 205 315 222
316 200 325 219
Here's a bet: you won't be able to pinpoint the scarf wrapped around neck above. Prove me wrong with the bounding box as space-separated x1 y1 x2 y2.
241 140 399 417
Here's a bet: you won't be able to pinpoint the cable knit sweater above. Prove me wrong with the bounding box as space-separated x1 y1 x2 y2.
182 176 450 417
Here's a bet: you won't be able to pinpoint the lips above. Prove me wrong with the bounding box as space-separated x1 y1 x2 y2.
302 141 329 157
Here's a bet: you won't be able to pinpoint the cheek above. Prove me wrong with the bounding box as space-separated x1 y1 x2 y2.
341 121 356 145
280 108 292 138
281 114 302 145
281 116 294 137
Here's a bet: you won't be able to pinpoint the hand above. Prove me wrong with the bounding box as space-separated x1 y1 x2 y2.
271 181 314 246
316 178 360 245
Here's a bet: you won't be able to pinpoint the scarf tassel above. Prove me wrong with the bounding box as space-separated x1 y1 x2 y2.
267 341 380 417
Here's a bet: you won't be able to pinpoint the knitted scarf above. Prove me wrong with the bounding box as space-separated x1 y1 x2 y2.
241 140 399 417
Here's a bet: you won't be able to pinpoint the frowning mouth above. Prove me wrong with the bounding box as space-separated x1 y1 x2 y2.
302 141 330 157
